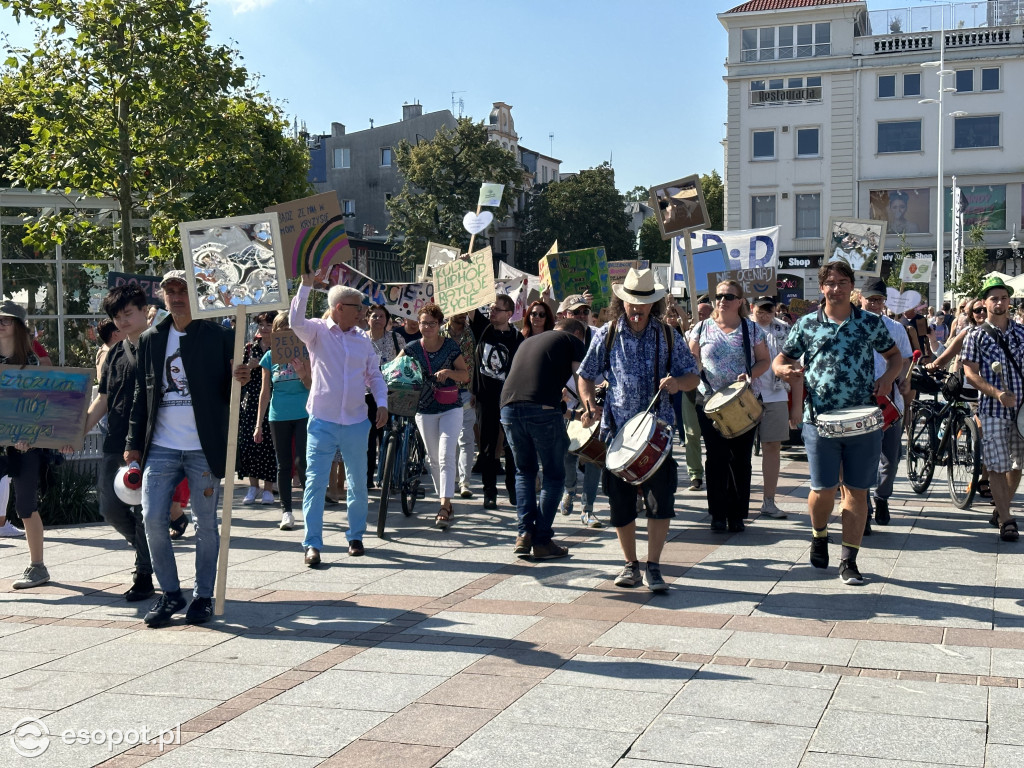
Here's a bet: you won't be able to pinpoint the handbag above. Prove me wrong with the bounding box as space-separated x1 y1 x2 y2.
422 342 459 405
381 355 423 390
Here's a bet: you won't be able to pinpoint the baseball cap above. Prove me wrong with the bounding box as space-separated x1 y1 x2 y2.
0 299 27 323
862 277 887 299
557 294 589 313
160 270 188 288
752 295 775 308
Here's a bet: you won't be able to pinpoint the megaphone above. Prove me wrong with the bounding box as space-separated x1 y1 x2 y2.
114 462 143 506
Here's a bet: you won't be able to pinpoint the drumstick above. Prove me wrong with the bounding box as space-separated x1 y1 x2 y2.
630 389 664 437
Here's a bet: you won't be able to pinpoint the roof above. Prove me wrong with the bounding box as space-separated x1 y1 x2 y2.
725 0 859 13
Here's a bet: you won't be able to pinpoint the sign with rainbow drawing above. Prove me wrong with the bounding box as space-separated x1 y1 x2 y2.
0 365 93 450
265 192 351 280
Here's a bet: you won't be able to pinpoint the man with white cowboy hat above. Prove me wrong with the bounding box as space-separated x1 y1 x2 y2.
577 268 699 592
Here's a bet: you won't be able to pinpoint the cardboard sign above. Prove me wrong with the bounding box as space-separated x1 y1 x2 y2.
385 282 435 319
826 218 887 276
495 277 529 322
607 260 638 282
538 246 610 310
0 365 93 450
269 330 309 366
706 267 778 300
433 247 496 316
788 298 818 317
424 241 460 273
106 271 163 306
672 243 729 296
179 213 288 319
322 262 388 305
650 174 710 239
265 192 350 279
899 257 933 283
497 262 543 297
538 241 558 290
478 183 505 207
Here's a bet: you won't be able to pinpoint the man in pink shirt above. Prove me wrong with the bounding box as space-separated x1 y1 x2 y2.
290 269 388 566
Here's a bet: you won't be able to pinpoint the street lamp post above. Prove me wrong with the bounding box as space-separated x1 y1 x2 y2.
1010 225 1021 276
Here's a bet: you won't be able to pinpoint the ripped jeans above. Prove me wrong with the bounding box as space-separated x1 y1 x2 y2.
141 444 221 598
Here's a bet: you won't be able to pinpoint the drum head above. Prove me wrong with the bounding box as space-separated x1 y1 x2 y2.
706 380 747 410
606 413 656 470
567 420 593 452
820 406 879 422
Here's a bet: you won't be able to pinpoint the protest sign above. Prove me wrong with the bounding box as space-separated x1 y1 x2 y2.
179 213 287 319
538 246 610 309
106 271 163 306
424 241 460 273
788 298 817 317
671 243 729 296
434 247 496 316
265 192 350 279
0 365 92 450
323 262 388 305
495 277 529 322
706 266 778 299
478 183 504 207
899 256 933 284
269 330 309 366
607 260 638 282
385 282 435 319
826 218 886 276
650 175 710 239
537 241 558 290
497 262 542 297
680 226 780 270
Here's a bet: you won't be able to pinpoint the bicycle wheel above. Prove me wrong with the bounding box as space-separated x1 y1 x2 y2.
906 405 935 494
376 434 398 538
401 427 425 517
947 413 981 509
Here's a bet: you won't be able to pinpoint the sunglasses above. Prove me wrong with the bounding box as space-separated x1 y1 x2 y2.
972 307 987 315
715 293 739 302
569 308 591 316
529 311 548 318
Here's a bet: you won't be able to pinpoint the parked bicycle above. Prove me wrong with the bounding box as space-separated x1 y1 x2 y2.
905 368 982 509
375 387 427 537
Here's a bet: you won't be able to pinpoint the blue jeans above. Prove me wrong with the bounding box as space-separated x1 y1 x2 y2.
563 450 600 510
142 445 221 598
501 403 568 545
304 417 370 550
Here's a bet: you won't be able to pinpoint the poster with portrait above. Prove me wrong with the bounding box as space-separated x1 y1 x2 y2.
868 189 930 236
944 185 1006 231
178 213 287 319
825 218 886 276
649 175 710 239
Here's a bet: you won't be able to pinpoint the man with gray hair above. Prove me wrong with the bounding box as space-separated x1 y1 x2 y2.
289 268 388 567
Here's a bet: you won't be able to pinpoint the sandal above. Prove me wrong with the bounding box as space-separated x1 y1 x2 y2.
1000 519 1019 542
978 479 992 499
169 513 189 540
435 503 453 530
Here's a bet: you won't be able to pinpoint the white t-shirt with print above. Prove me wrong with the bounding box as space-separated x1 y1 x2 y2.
151 326 202 451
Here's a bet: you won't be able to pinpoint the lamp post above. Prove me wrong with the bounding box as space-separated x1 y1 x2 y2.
1010 225 1021 276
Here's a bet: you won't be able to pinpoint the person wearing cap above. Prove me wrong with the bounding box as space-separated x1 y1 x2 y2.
125 270 252 626
557 293 595 346
751 295 791 520
962 276 1024 542
578 269 699 592
857 279 913 532
773 261 901 586
83 284 156 602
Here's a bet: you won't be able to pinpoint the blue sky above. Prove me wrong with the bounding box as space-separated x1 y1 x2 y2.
3 0 936 193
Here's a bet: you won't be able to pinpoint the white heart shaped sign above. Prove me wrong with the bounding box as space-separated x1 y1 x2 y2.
886 288 922 314
463 211 494 235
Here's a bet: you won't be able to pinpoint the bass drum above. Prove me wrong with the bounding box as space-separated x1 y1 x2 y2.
605 413 672 486
567 419 606 467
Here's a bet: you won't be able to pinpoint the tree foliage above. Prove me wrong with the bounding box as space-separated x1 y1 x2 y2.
624 185 648 203
520 164 636 264
0 0 311 271
950 225 989 301
638 215 670 264
385 117 523 270
700 170 724 231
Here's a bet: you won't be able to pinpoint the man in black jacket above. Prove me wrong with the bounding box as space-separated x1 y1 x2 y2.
125 270 250 627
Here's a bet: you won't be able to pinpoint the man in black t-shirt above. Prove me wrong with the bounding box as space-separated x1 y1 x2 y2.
500 319 587 558
470 294 524 509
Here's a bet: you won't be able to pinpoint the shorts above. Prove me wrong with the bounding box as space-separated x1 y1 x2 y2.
603 454 677 528
759 400 790 443
978 416 1024 474
801 422 882 491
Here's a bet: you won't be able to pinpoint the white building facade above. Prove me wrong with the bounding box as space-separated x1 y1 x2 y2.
718 0 1024 302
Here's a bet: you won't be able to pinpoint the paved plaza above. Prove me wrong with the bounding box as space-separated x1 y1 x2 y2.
2 450 1023 768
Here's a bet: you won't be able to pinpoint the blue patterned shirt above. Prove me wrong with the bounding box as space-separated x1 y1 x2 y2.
578 317 697 441
961 322 1024 420
781 305 895 421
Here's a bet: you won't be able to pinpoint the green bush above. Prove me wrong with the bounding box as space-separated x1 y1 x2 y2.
38 462 102 526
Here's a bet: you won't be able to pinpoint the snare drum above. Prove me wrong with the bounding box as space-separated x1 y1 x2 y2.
703 381 763 438
605 413 672 485
815 406 884 439
875 394 900 430
567 419 607 467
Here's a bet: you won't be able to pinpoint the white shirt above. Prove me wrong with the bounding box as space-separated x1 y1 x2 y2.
151 326 202 451
755 318 790 404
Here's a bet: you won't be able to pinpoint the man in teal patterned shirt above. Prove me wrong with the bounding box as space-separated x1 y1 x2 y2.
773 261 901 586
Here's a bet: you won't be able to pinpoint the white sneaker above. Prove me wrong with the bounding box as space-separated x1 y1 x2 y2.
0 520 25 537
260 490 275 505
242 487 258 505
280 511 295 530
761 499 787 519
459 483 474 499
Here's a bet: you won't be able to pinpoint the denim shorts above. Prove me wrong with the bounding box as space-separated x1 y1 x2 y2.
801 422 883 491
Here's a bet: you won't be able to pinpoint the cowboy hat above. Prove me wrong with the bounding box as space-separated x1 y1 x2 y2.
611 268 668 305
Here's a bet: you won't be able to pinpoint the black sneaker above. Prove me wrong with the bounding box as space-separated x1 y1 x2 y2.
874 497 890 525
124 573 155 603
144 591 187 628
645 563 668 592
810 535 829 569
483 495 498 510
185 596 214 625
710 519 728 533
839 558 865 586
614 562 642 588
863 517 873 537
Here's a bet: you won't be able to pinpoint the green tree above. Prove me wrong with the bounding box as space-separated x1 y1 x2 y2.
385 117 523 270
624 185 649 203
700 169 724 231
520 164 636 263
638 215 670 263
950 224 989 300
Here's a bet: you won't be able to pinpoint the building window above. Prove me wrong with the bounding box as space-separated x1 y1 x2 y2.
877 120 921 153
343 200 355 216
807 76 821 88
955 69 974 93
380 147 392 167
542 166 548 183
954 115 999 149
796 127 820 157
778 25 793 59
795 194 821 238
903 72 921 97
877 74 896 98
758 27 775 60
981 67 1000 91
742 22 828 61
333 147 350 169
752 130 775 160
752 195 776 228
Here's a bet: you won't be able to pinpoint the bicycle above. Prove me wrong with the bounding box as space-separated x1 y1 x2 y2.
375 387 427 537
905 368 982 509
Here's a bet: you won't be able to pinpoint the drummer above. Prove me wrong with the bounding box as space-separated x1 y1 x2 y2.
773 261 901 586
689 280 771 533
578 269 699 592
